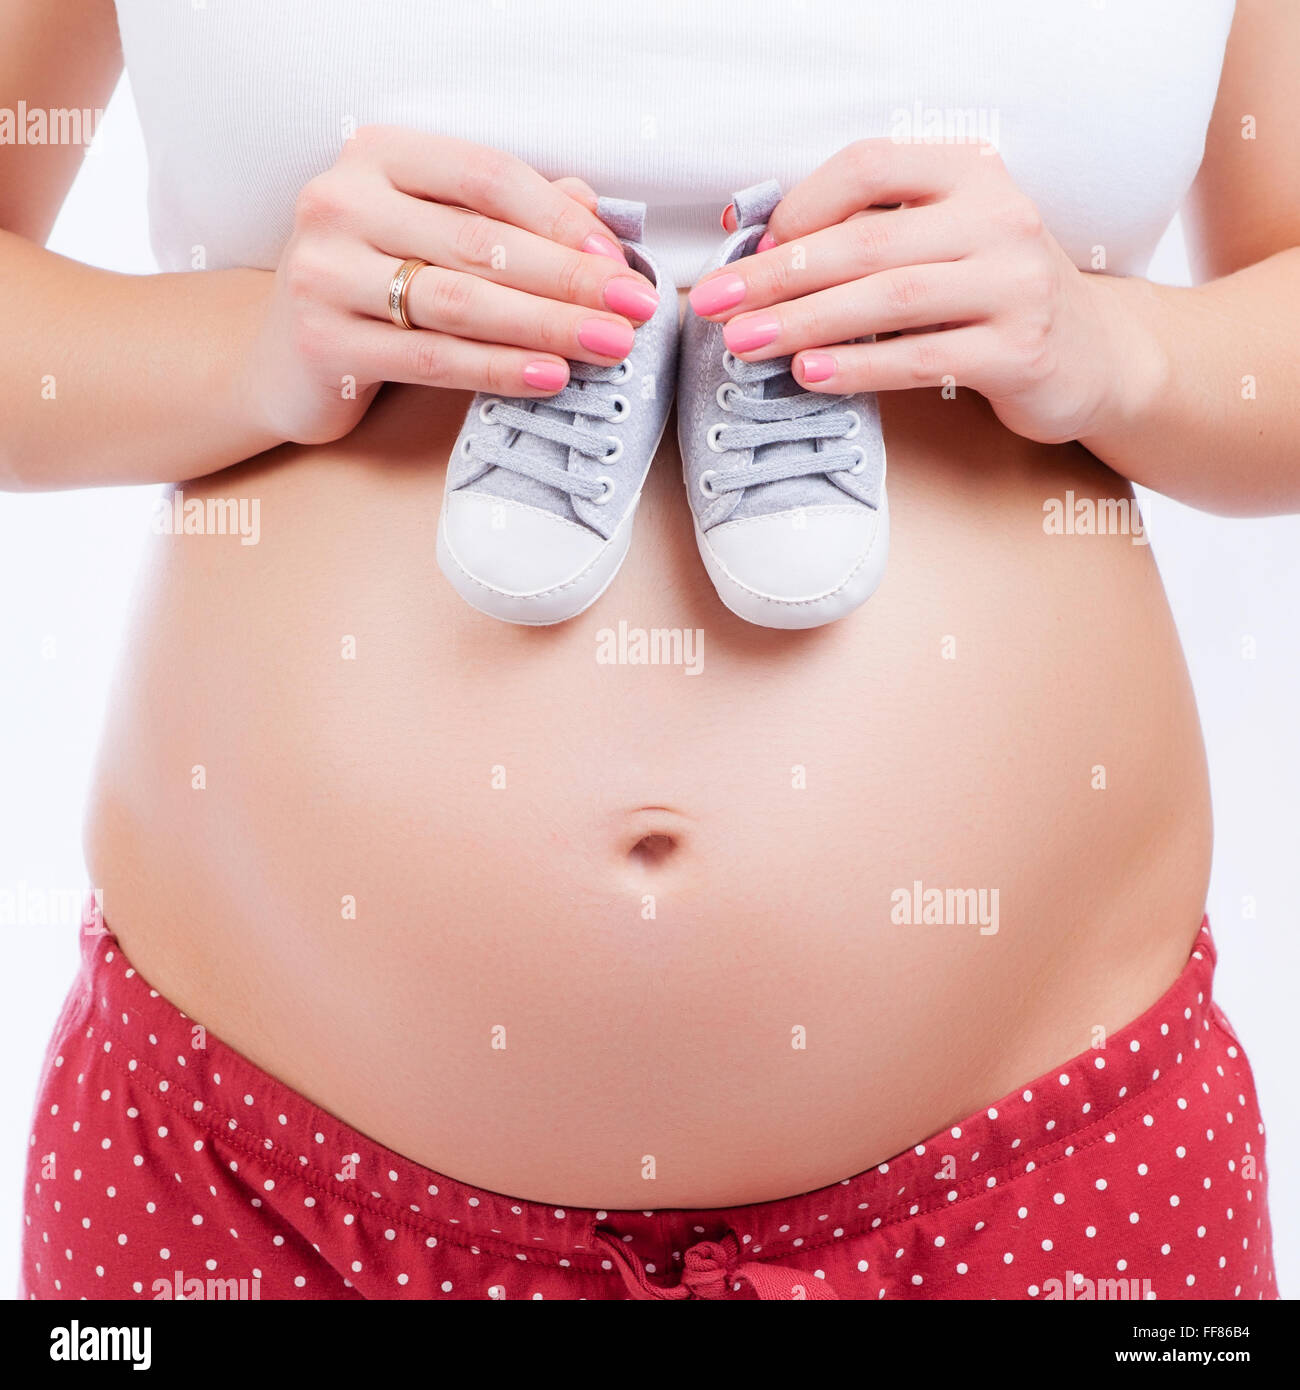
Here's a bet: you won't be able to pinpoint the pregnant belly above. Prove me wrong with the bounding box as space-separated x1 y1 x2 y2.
85 381 1211 1208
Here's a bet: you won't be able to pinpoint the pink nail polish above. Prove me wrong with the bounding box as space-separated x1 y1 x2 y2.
756 232 777 252
799 352 836 384
603 277 659 321
720 203 736 232
523 361 568 392
578 318 635 359
689 273 746 317
582 233 628 265
724 313 780 354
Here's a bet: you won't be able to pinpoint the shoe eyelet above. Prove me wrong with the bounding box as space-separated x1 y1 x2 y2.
609 394 631 422
478 399 501 424
842 410 861 439
611 361 632 383
848 446 867 475
460 436 475 458
716 383 741 411
592 476 615 504
601 436 624 464
721 350 741 375
706 422 730 453
698 470 719 498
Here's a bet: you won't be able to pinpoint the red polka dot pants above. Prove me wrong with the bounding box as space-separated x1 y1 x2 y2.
21 916 1275 1300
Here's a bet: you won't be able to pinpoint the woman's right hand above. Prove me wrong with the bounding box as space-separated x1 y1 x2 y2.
243 127 660 446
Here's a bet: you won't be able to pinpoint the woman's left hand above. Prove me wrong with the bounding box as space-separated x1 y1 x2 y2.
690 139 1141 446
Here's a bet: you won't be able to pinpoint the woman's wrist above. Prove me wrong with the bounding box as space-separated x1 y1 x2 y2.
215 266 297 458
1076 272 1174 466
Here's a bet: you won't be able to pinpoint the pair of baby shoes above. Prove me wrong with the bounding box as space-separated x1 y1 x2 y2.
436 182 887 629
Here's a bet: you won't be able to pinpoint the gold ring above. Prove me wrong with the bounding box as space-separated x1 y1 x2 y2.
387 257 428 329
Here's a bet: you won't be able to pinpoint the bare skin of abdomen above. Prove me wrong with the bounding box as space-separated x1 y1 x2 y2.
84 358 1211 1210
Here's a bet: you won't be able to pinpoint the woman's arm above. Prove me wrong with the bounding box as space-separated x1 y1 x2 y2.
0 0 278 489
1 1 657 492
0 0 120 242
0 232 282 491
1076 0 1300 516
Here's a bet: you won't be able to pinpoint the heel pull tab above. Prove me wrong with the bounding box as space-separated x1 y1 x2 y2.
732 180 783 229
595 196 646 246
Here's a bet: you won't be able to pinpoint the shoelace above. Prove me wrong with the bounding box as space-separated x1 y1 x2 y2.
702 353 864 497
592 1228 840 1300
465 362 630 504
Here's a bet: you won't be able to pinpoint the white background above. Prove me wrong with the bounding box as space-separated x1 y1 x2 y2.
2 81 1296 1297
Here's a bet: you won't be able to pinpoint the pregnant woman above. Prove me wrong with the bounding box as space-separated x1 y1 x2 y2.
7 0 1293 1300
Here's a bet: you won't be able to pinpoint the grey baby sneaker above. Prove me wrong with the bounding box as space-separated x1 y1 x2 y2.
437 198 678 625
678 180 888 628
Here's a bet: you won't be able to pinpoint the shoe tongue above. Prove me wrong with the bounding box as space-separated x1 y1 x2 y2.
468 387 608 528
467 232 656 534
726 366 843 522
720 225 844 522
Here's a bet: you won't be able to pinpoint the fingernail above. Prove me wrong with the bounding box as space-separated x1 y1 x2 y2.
578 318 635 359
724 313 780 354
689 273 746 317
582 233 628 265
756 232 776 252
720 203 736 232
603 276 659 320
799 351 836 384
523 360 569 392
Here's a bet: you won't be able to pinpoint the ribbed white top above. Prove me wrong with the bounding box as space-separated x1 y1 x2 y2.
114 0 1235 286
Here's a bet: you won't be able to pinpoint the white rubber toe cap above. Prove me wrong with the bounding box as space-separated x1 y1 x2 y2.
698 500 889 629
437 490 631 625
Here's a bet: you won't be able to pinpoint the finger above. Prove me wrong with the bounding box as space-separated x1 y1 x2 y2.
346 318 574 396
689 204 966 319
721 262 989 360
792 326 1000 394
363 192 657 317
767 139 974 243
552 176 599 212
346 126 627 257
354 252 637 364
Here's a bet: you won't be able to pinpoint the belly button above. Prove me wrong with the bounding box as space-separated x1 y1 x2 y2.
621 807 689 867
628 832 678 867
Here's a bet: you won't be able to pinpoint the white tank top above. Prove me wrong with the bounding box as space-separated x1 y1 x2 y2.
113 0 1236 287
